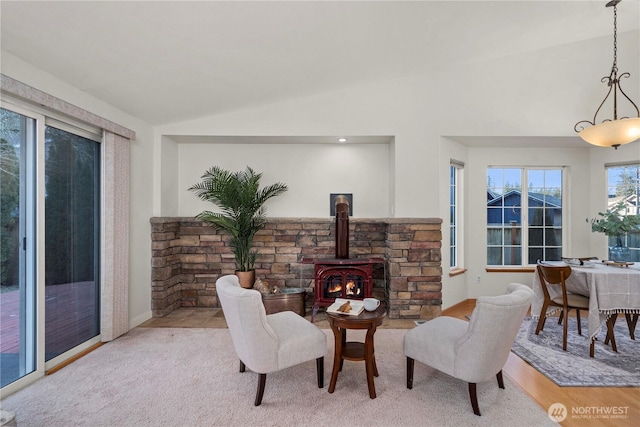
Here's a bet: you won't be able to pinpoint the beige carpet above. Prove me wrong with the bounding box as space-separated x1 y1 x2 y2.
1 328 555 426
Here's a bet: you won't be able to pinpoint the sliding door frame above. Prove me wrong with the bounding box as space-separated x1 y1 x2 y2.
1 75 132 397
1 101 46 393
1 100 103 395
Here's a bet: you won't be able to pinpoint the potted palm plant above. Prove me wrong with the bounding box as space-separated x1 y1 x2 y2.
587 201 640 262
189 166 288 288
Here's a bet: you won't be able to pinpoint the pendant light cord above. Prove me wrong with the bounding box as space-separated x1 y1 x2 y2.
611 4 618 76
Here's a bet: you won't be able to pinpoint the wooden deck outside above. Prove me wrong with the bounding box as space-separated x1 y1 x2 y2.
0 281 98 357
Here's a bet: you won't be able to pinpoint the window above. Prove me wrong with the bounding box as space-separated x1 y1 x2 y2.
487 167 563 266
450 161 464 269
606 163 640 262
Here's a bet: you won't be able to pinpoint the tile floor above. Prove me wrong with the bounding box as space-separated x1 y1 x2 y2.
138 307 417 329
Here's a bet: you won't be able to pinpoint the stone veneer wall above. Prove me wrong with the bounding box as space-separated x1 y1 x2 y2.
151 217 442 319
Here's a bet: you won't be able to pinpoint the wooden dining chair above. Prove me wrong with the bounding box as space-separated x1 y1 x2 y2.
535 263 591 354
556 257 597 326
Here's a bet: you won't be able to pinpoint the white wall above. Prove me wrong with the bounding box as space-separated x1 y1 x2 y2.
436 32 640 138
156 73 439 218
157 135 180 217
177 142 391 218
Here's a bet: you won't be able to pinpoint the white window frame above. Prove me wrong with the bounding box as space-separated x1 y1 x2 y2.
450 160 464 271
486 166 566 266
605 162 640 260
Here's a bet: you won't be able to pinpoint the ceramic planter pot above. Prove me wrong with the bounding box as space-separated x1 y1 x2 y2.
235 270 256 289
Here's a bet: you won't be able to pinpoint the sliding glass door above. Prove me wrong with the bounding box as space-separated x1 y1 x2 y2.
1 105 101 388
44 125 100 360
0 107 37 387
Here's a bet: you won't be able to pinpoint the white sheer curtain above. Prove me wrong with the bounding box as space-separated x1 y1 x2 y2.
101 131 130 340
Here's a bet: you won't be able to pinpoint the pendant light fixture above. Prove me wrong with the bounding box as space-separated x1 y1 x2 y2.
574 0 640 149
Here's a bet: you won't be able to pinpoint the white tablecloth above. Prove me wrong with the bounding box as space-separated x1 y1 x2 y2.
531 262 640 340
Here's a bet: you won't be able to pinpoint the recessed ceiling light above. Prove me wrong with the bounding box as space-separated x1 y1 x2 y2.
337 137 348 143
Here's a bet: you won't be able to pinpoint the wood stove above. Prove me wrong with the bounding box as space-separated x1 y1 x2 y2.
302 195 384 320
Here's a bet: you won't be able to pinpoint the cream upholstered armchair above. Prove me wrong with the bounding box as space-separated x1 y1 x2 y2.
216 275 327 406
403 283 533 416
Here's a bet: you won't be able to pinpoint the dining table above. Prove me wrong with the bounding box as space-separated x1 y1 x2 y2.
531 261 640 344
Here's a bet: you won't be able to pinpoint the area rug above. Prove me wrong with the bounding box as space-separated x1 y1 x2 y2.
511 317 640 387
1 328 555 427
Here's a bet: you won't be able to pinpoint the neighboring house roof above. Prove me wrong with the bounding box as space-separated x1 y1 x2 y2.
487 190 562 208
487 189 500 201
608 194 639 214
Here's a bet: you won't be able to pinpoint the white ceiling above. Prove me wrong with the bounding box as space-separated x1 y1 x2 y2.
1 1 639 126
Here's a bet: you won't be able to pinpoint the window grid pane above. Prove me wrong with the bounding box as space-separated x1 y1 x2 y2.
606 164 640 262
487 167 563 266
450 165 458 268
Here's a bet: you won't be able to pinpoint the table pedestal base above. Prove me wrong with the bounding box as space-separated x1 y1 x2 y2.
326 306 385 399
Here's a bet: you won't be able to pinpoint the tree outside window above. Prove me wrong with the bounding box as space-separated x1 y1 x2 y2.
606 164 640 262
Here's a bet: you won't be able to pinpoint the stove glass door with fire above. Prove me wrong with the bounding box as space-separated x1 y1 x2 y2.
324 273 366 300
314 264 373 308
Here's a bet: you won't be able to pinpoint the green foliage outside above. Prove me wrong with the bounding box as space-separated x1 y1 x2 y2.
0 138 19 286
44 127 99 286
587 201 640 246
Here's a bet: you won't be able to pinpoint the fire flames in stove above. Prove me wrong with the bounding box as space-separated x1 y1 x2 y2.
345 280 361 296
328 282 342 294
324 275 364 298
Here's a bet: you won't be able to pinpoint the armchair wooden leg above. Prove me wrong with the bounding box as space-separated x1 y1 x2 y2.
316 357 324 388
254 373 267 406
468 383 480 416
239 360 246 373
496 370 505 389
406 357 414 389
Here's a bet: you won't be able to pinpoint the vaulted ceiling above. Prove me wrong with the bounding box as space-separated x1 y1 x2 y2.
2 1 638 126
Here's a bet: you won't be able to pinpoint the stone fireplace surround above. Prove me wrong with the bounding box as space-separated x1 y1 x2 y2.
151 217 442 320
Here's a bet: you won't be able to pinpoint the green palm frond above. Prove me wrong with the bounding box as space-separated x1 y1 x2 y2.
189 166 288 271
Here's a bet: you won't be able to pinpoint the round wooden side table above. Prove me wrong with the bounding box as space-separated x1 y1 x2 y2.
326 305 386 399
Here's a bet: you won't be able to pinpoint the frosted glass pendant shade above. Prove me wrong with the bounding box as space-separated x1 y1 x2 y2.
578 117 640 147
